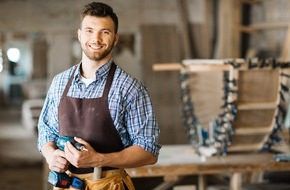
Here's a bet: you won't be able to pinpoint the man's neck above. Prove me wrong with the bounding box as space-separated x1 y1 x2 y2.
81 57 110 78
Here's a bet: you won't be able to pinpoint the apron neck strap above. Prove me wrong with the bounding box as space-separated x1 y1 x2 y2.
103 62 116 98
62 62 116 97
63 65 78 96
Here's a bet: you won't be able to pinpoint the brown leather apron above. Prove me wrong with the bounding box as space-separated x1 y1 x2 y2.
56 63 135 190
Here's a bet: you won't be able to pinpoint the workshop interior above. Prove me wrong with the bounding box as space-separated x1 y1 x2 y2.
0 0 290 190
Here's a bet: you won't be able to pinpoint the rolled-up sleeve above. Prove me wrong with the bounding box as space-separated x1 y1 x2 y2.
125 84 161 157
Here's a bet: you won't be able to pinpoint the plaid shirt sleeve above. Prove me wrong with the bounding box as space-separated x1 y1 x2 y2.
37 66 75 153
111 69 161 157
125 83 161 156
37 77 60 152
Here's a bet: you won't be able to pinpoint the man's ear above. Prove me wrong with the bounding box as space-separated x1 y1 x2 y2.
114 33 119 46
77 29 81 41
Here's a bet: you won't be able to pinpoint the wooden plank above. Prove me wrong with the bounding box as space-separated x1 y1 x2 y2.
237 70 280 103
178 0 193 58
183 59 246 72
153 63 182 71
153 59 290 72
32 39 48 78
239 22 289 33
229 68 281 152
126 145 290 177
188 71 224 128
230 173 242 190
184 65 231 72
281 23 290 61
231 108 278 151
228 143 266 152
214 0 242 58
153 63 231 72
234 109 276 127
241 0 262 4
238 102 278 110
183 59 235 65
235 124 274 135
190 0 212 58
232 0 242 58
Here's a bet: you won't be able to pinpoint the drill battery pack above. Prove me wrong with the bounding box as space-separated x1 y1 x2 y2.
48 171 71 188
48 171 85 189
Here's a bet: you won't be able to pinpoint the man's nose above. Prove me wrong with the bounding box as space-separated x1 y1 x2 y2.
93 32 102 43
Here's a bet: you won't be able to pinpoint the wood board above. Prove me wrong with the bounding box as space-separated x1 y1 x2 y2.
228 69 281 152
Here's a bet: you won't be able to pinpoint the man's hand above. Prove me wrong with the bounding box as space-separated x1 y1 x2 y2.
42 142 70 173
64 137 102 168
48 149 70 172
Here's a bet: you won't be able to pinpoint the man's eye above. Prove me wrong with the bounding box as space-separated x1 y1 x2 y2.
102 31 110 34
85 29 93 33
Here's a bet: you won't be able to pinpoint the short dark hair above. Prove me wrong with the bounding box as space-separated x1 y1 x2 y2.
80 2 118 34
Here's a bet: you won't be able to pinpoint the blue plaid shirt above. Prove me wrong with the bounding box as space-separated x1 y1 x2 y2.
37 59 161 156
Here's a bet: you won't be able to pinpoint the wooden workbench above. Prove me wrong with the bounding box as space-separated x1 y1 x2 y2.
126 145 290 190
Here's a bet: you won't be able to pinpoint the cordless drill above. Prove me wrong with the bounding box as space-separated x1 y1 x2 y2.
48 136 85 189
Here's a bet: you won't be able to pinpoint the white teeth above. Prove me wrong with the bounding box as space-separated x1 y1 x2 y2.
89 44 101 49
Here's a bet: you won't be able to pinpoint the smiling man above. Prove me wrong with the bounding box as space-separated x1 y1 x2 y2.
37 2 161 190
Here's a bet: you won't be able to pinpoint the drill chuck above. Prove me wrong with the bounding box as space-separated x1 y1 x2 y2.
57 136 84 151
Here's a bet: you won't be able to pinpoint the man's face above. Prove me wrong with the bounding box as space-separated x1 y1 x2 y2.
78 15 118 62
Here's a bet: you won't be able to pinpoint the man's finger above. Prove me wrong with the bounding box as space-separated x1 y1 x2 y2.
53 148 66 157
74 137 88 145
65 141 79 154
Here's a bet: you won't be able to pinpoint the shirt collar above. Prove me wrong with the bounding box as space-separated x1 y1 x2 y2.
74 58 114 83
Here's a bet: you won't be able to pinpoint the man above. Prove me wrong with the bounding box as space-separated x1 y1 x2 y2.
37 2 161 190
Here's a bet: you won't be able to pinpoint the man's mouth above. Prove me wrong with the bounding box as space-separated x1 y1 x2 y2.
89 44 103 50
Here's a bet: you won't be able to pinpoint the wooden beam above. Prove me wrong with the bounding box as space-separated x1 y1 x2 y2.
184 65 231 72
177 0 193 58
281 23 290 61
152 59 244 72
182 59 244 65
152 63 231 72
214 0 242 58
232 0 242 58
239 22 289 33
153 63 182 71
240 0 262 5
